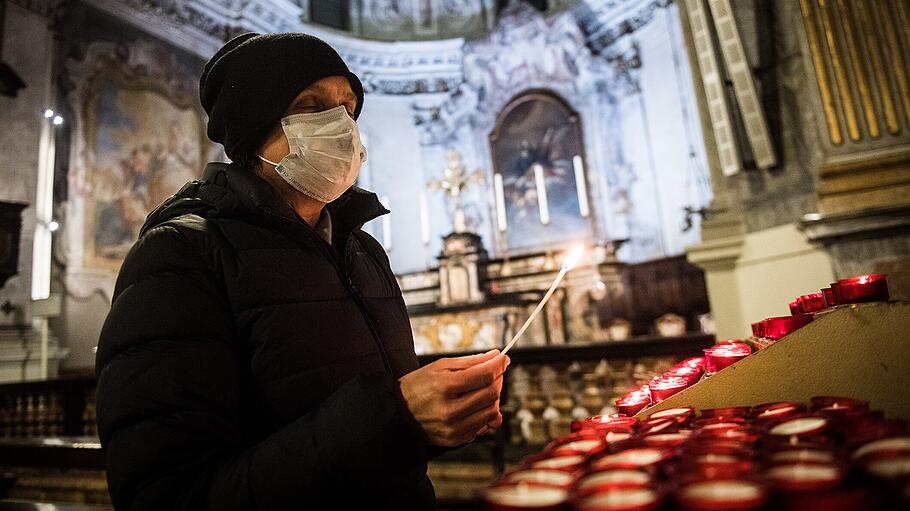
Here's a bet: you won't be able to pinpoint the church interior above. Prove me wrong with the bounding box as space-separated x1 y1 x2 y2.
1 0 909 509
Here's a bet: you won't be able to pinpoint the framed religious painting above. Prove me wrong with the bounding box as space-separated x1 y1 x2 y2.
489 91 593 253
62 40 208 298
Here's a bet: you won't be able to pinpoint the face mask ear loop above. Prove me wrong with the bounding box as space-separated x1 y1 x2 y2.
258 154 281 167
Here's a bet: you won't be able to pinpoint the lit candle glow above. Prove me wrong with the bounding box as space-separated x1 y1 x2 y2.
501 244 584 355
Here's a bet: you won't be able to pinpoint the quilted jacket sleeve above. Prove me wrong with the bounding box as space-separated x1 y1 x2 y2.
95 223 423 511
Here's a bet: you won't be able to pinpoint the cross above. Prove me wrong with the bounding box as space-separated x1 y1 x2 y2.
427 150 485 234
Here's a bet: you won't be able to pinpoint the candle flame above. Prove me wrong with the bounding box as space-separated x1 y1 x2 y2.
562 244 585 271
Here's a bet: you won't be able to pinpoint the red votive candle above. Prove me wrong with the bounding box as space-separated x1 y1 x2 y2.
675 479 767 511
482 482 569 510
750 321 764 338
616 392 652 416
831 274 889 304
703 342 751 375
796 292 827 313
761 314 813 340
648 376 690 402
576 486 662 511
675 357 706 370
821 287 838 307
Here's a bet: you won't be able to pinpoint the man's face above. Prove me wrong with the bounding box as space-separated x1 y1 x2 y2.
257 75 358 165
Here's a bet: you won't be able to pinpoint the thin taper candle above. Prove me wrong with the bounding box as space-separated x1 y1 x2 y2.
501 244 584 356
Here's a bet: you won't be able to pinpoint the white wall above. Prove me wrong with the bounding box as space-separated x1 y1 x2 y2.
0 4 52 328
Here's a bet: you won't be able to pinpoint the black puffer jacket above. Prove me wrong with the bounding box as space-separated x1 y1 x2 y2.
95 162 435 510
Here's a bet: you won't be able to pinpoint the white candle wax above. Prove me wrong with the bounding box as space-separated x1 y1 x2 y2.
649 407 693 419
579 488 657 510
505 469 573 486
533 455 584 469
485 484 568 507
596 448 666 468
766 463 840 483
772 449 835 464
865 456 910 479
556 439 603 453
852 436 910 460
769 417 827 436
578 469 651 489
680 480 763 502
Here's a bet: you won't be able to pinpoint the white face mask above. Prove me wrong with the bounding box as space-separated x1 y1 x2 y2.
259 105 367 203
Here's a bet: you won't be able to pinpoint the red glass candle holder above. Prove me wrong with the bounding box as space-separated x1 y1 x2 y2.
616 393 652 417
750 321 764 338
703 342 752 375
649 376 691 402
831 274 889 304
574 469 653 496
548 434 607 457
821 287 838 307
796 292 828 313
760 314 813 340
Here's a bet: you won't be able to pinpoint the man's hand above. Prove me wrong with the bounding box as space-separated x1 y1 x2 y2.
399 349 509 447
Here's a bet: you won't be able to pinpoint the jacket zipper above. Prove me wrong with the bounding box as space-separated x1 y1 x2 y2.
262 208 394 376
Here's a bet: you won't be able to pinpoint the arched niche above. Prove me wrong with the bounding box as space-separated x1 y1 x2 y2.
488 90 593 253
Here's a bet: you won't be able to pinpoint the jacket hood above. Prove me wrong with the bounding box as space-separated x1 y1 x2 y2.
140 162 389 237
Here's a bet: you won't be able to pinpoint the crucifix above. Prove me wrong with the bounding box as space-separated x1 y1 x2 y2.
427 150 485 234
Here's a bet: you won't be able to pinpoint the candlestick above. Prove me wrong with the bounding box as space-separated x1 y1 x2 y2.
501 244 584 355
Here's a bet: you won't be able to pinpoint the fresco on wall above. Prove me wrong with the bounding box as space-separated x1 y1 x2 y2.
490 92 591 252
83 75 203 270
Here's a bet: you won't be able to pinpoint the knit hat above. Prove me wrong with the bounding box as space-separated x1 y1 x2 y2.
200 32 364 162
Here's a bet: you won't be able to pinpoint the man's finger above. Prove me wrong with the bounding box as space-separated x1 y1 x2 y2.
437 349 500 371
454 402 500 439
446 354 509 395
447 374 503 419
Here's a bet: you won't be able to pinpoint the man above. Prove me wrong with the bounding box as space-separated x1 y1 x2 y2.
95 33 508 510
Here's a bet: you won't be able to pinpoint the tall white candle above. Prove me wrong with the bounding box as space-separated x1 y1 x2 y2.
493 173 508 232
572 155 590 218
418 191 430 245
533 163 550 225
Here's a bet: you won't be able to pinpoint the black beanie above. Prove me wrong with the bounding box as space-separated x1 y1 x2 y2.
200 32 364 162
